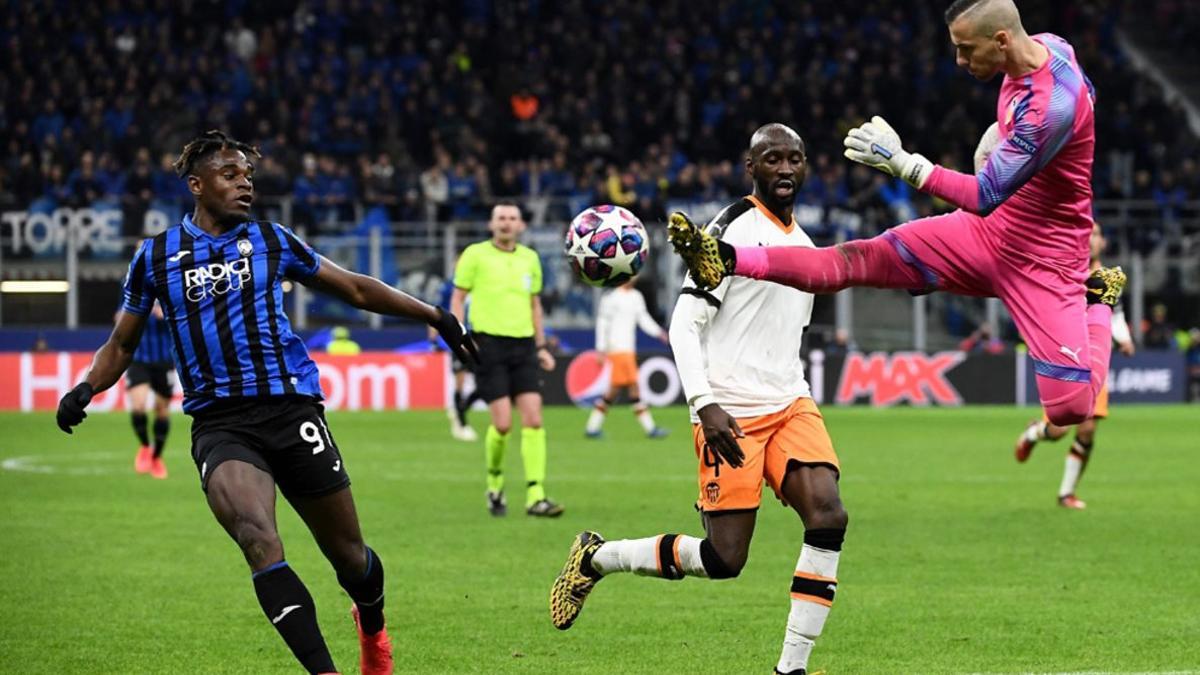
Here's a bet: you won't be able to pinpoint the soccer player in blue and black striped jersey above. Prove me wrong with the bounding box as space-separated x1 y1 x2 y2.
56 130 478 675
126 301 174 479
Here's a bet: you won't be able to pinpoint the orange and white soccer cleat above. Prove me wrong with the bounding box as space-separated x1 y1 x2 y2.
1058 494 1087 510
351 604 394 675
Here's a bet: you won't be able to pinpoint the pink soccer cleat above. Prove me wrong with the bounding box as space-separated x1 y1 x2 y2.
149 456 168 480
135 446 153 474
351 604 393 675
1058 494 1087 510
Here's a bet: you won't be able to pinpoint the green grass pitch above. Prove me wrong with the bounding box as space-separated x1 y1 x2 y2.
2 405 1198 674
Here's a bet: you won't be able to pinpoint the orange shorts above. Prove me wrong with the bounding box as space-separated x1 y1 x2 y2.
1043 384 1108 422
608 352 638 387
693 397 839 512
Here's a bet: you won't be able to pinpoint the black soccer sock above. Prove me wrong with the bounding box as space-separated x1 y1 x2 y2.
464 388 484 409
152 418 169 458
252 561 336 674
131 412 149 446
337 546 386 635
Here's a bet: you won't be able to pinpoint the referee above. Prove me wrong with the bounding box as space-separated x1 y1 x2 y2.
451 201 563 518
126 301 174 479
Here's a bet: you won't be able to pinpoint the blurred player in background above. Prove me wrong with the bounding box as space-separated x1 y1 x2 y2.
56 131 477 675
431 267 481 441
127 301 174 479
554 125 848 675
1015 222 1135 509
669 0 1126 431
451 202 563 518
584 278 670 439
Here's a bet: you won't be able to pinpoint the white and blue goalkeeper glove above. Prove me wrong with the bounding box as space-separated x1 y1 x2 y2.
843 115 934 189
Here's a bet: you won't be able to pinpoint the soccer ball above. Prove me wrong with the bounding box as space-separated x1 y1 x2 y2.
564 205 649 287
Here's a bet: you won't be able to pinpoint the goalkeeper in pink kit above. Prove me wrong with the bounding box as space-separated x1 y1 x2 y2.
669 0 1125 426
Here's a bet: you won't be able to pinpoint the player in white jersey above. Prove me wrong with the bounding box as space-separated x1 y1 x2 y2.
552 124 847 675
585 279 670 439
1014 221 1136 508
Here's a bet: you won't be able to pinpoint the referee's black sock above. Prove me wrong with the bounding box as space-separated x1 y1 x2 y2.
152 417 169 458
338 546 386 635
252 561 336 674
131 412 149 446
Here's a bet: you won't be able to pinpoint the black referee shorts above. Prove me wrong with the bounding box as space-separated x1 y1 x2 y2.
189 396 350 499
472 333 542 403
126 361 174 399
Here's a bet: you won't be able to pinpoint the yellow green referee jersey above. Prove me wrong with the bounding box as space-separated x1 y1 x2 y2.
454 241 542 338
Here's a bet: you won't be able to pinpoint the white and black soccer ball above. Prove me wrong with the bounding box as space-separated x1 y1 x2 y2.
564 205 649 288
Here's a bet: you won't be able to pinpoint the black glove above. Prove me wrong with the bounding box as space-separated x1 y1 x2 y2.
56 382 95 434
431 307 480 370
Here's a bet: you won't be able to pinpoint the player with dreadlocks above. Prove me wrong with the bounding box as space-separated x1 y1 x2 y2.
56 130 479 674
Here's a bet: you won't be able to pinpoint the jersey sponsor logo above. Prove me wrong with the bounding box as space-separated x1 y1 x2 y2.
184 258 252 302
168 250 192 263
835 351 965 406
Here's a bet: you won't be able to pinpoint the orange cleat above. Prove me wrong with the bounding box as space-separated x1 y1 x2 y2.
150 456 168 480
1058 494 1087 510
351 604 393 675
135 446 153 474
1014 420 1039 463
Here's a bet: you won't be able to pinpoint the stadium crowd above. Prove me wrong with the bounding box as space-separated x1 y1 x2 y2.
1 0 1197 231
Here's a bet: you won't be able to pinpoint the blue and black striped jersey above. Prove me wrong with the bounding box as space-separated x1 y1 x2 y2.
122 214 323 413
132 307 174 365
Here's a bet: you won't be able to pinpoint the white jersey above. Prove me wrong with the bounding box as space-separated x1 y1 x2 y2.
595 286 665 353
669 196 816 421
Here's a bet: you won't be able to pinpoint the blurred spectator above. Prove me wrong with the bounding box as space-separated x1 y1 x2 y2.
959 325 1006 355
1143 303 1177 350
121 148 155 240
65 151 105 207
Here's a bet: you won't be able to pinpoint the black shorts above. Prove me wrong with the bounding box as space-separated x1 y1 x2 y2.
190 396 350 499
473 333 542 403
126 362 173 399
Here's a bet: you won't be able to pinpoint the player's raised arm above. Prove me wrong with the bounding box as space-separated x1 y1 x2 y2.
302 254 478 368
925 93 1076 214
842 103 1074 216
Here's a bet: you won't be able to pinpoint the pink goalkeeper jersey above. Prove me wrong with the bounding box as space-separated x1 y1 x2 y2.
923 33 1096 258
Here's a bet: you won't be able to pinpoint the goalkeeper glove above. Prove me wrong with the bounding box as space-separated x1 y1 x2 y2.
843 116 934 189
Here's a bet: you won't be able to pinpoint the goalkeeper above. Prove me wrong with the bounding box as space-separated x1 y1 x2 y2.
668 0 1125 429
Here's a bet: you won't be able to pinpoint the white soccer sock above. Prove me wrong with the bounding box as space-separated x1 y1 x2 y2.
586 402 607 434
1024 420 1047 443
1059 445 1088 497
634 403 657 434
590 535 707 578
777 545 840 674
